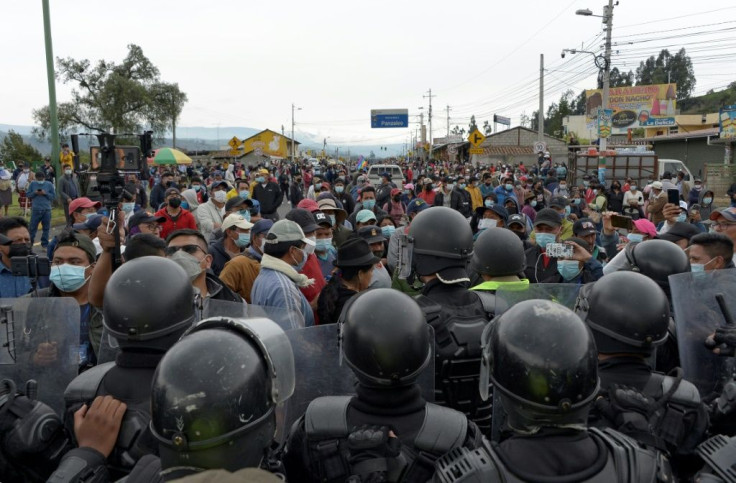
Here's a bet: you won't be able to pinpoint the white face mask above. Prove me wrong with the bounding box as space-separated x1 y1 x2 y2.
213 190 227 203
304 236 316 255
478 218 498 230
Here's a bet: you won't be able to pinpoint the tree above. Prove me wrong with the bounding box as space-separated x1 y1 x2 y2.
482 120 492 135
33 44 187 139
543 90 576 137
450 125 466 137
0 131 43 167
635 48 695 99
468 115 478 134
598 67 634 89
520 112 531 128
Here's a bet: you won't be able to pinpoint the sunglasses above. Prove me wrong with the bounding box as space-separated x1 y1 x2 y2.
165 244 206 257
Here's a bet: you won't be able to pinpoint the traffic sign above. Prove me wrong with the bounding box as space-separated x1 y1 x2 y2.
469 147 485 154
371 109 409 128
533 141 547 153
468 129 485 147
229 149 240 156
228 136 241 149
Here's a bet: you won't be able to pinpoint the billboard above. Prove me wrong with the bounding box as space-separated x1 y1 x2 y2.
586 84 677 134
244 131 288 158
719 105 736 139
371 109 409 128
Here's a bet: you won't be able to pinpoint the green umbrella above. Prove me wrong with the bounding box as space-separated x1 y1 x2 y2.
153 147 192 165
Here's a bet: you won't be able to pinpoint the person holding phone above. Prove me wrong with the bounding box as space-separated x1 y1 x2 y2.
646 181 667 225
27 170 56 250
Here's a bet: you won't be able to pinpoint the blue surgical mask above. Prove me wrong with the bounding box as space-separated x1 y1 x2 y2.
235 233 251 248
530 200 537 208
459 183 466 189
363 199 376 210
573 198 581 205
328 214 336 226
630 186 637 191
564 206 571 216
381 225 396 237
484 200 494 208
690 263 705 273
239 190 250 199
50 264 89 292
292 247 308 272
627 233 644 243
256 176 265 183
335 186 344 194
505 183 513 191
84 212 96 221
315 237 333 252
121 202 135 213
180 201 189 210
676 213 687 223
536 232 557 249
192 185 201 192
703 197 713 205
557 260 581 281
239 209 251 222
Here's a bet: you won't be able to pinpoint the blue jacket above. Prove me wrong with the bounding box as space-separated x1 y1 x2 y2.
27 180 55 210
251 267 314 328
493 185 516 205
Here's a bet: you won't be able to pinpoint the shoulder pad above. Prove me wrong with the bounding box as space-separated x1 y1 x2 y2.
661 376 701 406
304 396 351 439
415 404 468 455
590 427 667 483
697 434 736 483
434 441 506 483
63 361 115 405
473 291 497 317
414 294 442 317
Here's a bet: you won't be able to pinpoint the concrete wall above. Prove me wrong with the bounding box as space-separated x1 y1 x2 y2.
652 138 725 179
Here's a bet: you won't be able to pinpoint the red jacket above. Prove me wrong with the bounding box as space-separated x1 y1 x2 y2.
298 253 326 324
154 207 198 240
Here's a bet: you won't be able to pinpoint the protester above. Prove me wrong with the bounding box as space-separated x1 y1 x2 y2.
219 219 272 303
357 225 391 288
196 180 228 243
0 217 32 297
154 187 198 240
208 213 253 277
27 170 56 250
252 168 284 220
709 207 736 252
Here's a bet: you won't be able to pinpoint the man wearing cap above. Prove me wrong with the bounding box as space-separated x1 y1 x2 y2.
542 196 574 240
357 225 392 289
196 180 228 243
46 197 102 258
466 176 483 210
375 172 396 209
317 197 351 248
208 213 253 277
709 207 736 253
657 221 701 249
27 170 56 250
313 211 336 280
524 208 603 283
290 172 304 208
506 213 533 246
285 209 327 322
600 212 657 260
572 218 607 264
219 219 273 303
251 220 316 328
349 186 387 228
0 217 33 297
382 187 406 226
154 187 198 240
71 214 104 255
150 171 174 210
646 180 667 225
59 165 81 223
127 211 166 240
208 196 254 244
252 168 283 221
332 178 355 214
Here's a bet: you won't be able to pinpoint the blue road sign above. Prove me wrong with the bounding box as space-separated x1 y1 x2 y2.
371 109 409 128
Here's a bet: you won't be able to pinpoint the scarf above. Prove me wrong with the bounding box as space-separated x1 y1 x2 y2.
260 253 315 287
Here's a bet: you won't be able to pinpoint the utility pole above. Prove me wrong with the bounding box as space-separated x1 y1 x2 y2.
446 105 451 137
291 103 301 163
538 54 544 143
598 0 614 183
42 0 60 183
424 89 436 157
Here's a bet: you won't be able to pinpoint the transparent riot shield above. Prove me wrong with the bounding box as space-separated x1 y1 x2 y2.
669 269 736 397
0 298 79 413
282 324 435 438
494 283 582 315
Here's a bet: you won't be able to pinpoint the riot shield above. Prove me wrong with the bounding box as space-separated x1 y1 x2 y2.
494 283 581 315
282 324 435 438
670 269 736 397
0 298 79 413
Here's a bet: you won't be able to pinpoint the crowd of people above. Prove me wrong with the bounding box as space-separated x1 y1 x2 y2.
0 153 736 482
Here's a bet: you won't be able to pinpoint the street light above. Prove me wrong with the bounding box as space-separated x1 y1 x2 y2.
575 8 593 16
291 103 301 164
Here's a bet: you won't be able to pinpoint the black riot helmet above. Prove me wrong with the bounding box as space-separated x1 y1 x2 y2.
480 299 599 430
150 317 295 471
470 227 526 277
408 206 474 280
624 239 690 292
103 256 195 352
340 288 432 387
576 271 670 355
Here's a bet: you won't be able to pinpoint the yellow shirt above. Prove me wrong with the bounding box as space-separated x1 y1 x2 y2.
60 151 74 170
466 185 483 210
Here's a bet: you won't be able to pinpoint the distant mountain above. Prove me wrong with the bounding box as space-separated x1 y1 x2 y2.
679 83 736 114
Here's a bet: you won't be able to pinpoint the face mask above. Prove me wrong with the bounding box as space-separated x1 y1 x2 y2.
235 233 251 248
458 183 466 189
256 177 266 184
403 190 411 196
169 250 205 281
446 184 455 190
630 186 637 191
592 189 599 195
703 197 713 205
514 230 528 241
559 184 567 190
121 202 135 213
239 190 250 199
260 237 266 252
168 198 181 209
536 232 556 249
564 206 571 216
485 181 491 186
505 184 513 191
64 169 72 176
573 198 581 205
530 200 537 208
381 225 396 237
291 247 308 271
484 200 494 208
363 199 376 210
392 195 401 202
676 213 687 223
315 237 333 252
328 214 336 226
304 237 316 255
84 213 96 221
583 181 590 188
23 169 29 174
239 209 252 222
627 233 644 243
335 186 344 194
694 185 702 191
8 243 31 257
180 201 190 210
50 264 89 292
213 190 227 203
478 219 498 230
557 260 581 281
192 185 203 192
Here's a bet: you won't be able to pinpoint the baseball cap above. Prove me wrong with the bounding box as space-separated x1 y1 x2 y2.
69 197 101 213
533 208 562 228
406 199 429 216
356 209 377 224
225 196 250 213
573 218 597 237
258 168 269 175
478 204 509 222
632 218 657 239
222 213 254 231
651 181 663 190
658 222 700 243
297 198 320 213
549 196 569 209
507 213 527 228
285 208 320 234
358 225 385 244
567 237 592 254
251 219 274 237
249 199 260 214
210 180 229 191
314 211 332 227
390 188 401 197
128 210 166 229
72 214 104 232
265 220 315 247
404 183 415 191
710 207 736 222
164 187 180 198
678 200 688 211
55 232 97 263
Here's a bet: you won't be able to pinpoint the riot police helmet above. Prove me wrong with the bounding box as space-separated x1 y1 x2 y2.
624 239 690 290
577 271 670 355
340 288 432 387
470 227 526 277
480 299 599 430
150 317 295 471
408 207 474 280
103 256 195 352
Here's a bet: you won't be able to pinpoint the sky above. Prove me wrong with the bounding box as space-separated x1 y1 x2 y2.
3 0 735 151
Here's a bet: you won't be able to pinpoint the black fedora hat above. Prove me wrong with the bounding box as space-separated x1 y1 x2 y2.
334 237 380 268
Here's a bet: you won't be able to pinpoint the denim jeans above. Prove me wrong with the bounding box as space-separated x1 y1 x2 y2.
29 209 51 247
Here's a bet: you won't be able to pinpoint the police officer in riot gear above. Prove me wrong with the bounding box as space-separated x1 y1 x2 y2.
283 288 482 483
577 271 708 475
434 299 673 482
407 206 493 433
62 257 195 478
50 316 291 482
469 227 529 302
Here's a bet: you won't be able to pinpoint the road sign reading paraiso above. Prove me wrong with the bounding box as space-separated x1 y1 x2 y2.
371 109 409 128
468 129 485 147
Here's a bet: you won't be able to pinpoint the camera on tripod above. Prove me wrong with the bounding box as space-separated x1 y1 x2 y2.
11 255 50 279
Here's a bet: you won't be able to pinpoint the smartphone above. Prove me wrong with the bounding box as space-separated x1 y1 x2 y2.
611 214 633 230
667 189 680 205
546 243 574 258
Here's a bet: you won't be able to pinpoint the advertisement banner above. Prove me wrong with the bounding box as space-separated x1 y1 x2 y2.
597 108 613 139
719 105 736 139
244 131 288 158
586 84 677 135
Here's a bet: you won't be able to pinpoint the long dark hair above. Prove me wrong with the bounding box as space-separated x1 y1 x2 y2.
319 264 374 323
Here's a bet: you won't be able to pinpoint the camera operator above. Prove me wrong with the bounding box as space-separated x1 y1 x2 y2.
0 217 33 297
